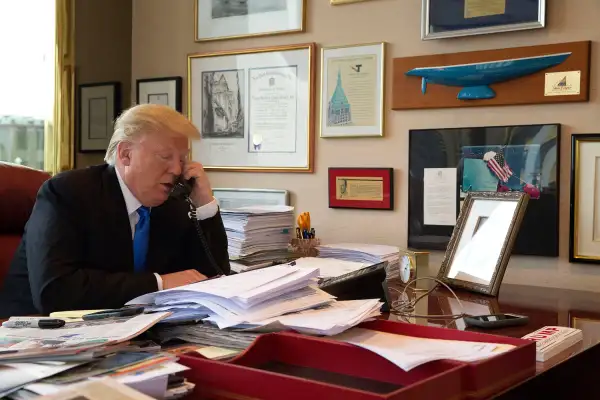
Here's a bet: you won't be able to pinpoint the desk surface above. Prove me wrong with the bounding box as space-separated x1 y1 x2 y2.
386 280 600 398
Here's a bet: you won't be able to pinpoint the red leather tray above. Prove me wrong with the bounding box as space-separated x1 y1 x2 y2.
179 331 465 400
356 320 537 399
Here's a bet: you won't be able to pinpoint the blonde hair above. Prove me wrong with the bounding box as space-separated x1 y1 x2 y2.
104 104 200 165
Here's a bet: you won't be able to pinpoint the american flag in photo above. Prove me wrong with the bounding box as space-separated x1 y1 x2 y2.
487 151 513 182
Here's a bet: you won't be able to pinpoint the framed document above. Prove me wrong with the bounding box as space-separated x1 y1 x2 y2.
320 42 385 138
188 43 315 172
136 77 182 113
422 0 546 40
195 0 305 42
78 82 121 152
409 123 560 257
569 134 600 264
328 167 393 210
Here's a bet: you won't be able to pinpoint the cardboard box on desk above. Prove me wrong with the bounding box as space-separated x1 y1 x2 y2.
357 320 537 400
178 331 465 400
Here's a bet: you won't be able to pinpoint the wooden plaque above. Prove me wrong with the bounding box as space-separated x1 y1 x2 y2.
392 41 590 110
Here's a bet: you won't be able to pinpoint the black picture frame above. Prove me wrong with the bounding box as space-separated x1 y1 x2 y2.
136 76 183 113
408 123 560 257
569 134 600 264
422 0 546 40
77 82 121 153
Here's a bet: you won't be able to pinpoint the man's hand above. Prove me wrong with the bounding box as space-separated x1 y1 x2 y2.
161 269 207 289
182 161 213 207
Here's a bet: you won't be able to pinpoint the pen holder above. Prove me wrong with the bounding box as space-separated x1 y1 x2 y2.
289 238 321 257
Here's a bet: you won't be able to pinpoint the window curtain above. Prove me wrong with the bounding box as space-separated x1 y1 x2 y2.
46 0 75 174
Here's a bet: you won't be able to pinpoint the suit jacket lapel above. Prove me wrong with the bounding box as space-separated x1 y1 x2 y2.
103 165 134 270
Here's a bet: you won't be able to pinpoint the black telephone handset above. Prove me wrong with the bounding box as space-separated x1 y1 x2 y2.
171 176 226 277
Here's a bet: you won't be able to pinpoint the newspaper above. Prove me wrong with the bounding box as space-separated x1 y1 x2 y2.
0 312 170 362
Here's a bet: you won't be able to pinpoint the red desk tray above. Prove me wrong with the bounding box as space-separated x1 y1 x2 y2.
179 331 465 400
356 320 537 399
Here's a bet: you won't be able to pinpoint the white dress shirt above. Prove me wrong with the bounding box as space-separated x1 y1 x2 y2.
115 169 218 290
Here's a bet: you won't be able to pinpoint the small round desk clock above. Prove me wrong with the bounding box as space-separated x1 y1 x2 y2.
398 249 429 284
399 254 413 284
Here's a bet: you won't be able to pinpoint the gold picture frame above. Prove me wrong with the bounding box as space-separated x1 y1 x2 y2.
319 42 386 138
437 191 529 296
195 0 306 42
187 43 315 172
569 134 600 263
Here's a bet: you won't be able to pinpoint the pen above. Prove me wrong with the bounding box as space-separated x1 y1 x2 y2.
296 227 301 239
2 318 65 329
310 228 316 238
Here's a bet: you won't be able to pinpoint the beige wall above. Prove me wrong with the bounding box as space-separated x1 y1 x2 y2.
131 0 600 291
75 0 132 168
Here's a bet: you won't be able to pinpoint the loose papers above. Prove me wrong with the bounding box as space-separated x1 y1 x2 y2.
333 328 515 371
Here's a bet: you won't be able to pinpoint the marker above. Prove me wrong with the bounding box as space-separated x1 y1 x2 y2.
2 318 65 329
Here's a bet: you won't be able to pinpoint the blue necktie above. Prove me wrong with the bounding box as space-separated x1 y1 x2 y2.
133 206 150 272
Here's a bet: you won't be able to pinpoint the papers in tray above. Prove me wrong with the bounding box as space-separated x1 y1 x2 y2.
221 205 295 258
333 328 515 371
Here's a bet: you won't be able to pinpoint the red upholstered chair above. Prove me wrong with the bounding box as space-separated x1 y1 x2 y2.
0 162 51 286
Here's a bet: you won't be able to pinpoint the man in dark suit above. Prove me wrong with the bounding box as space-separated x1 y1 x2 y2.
0 104 230 318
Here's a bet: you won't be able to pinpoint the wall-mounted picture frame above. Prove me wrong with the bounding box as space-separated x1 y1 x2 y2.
569 134 600 264
136 77 182 113
188 43 315 172
422 0 546 40
408 123 560 257
78 82 121 153
330 0 376 4
437 191 529 297
320 42 385 138
195 0 306 42
328 167 393 210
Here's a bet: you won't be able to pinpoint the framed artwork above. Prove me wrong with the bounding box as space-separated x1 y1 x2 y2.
78 82 121 153
328 167 393 210
188 43 315 172
569 134 600 264
195 0 306 42
136 77 182 113
422 0 546 40
320 42 385 138
408 123 560 257
437 191 529 296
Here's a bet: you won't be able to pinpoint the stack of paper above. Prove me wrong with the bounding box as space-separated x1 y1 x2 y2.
221 205 295 258
333 328 515 371
128 265 335 328
317 243 400 277
290 257 371 279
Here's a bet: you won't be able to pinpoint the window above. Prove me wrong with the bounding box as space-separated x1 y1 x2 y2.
0 0 56 169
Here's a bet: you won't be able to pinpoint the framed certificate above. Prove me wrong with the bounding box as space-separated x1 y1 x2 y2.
422 0 546 40
195 0 305 42
136 77 182 113
328 167 393 210
320 42 385 138
569 134 600 264
78 82 121 152
188 43 315 172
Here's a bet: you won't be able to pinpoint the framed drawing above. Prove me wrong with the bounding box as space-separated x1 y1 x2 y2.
136 77 182 113
78 82 121 153
188 43 315 172
569 134 600 264
438 191 529 296
328 167 393 210
320 42 385 138
195 0 306 42
422 0 546 40
408 123 560 257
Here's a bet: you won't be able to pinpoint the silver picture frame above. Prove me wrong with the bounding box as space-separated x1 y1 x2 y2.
421 0 546 40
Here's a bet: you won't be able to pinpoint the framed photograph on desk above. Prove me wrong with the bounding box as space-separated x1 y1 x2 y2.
422 0 546 40
328 167 393 210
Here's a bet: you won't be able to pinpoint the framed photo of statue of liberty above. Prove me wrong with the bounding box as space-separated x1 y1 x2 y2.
188 43 315 172
319 42 385 138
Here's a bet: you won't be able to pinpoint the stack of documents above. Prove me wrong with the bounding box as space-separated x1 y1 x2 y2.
221 205 295 258
128 265 335 328
317 243 400 277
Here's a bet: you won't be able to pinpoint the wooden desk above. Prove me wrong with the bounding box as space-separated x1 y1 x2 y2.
386 280 600 399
